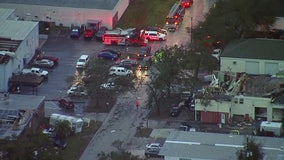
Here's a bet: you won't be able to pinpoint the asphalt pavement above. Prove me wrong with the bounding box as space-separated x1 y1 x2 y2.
26 0 213 159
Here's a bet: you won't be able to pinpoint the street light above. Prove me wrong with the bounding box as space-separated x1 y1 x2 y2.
190 17 193 44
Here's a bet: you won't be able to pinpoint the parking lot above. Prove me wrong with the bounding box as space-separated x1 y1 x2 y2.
15 6 192 118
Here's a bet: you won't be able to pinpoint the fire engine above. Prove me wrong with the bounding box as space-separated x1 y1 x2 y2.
165 3 185 32
83 20 101 40
180 0 193 8
103 28 147 46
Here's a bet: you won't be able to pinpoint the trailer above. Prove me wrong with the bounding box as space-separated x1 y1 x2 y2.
49 113 84 133
260 121 283 136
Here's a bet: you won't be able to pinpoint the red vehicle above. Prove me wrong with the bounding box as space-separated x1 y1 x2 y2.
58 99 74 109
180 0 193 8
84 28 95 40
84 20 102 40
165 3 185 32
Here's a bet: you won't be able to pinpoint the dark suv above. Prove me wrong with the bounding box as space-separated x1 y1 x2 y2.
137 45 151 59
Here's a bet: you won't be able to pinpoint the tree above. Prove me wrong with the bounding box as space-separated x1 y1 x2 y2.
147 45 218 114
236 136 264 160
55 120 72 139
196 0 276 45
0 129 62 160
85 57 136 109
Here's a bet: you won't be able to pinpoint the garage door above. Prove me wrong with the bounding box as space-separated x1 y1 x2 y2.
245 61 259 74
265 62 278 75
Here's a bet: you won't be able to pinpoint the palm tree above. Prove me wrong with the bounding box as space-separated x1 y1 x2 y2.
55 120 72 139
236 136 264 160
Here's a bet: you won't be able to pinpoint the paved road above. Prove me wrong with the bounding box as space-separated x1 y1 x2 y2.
79 1 210 159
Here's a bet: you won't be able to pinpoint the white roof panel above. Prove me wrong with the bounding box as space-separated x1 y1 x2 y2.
0 8 14 22
0 20 38 40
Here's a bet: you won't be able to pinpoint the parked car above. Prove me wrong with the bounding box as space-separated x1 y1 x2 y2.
137 45 151 59
115 58 139 67
109 66 133 76
97 52 118 60
58 98 75 109
70 28 81 39
51 138 67 149
95 26 108 41
144 148 161 158
142 30 167 41
67 86 87 96
34 59 55 68
144 26 168 35
101 48 121 57
170 104 182 117
76 55 89 69
145 143 162 150
37 55 59 65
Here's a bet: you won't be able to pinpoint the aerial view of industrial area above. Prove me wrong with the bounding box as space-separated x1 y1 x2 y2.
0 0 284 159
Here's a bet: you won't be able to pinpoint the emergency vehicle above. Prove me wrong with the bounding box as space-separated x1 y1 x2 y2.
165 3 185 32
103 28 147 46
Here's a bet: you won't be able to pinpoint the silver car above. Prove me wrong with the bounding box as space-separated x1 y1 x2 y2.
34 59 54 68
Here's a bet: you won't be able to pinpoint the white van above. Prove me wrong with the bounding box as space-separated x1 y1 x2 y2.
109 66 133 76
142 30 167 41
76 55 89 68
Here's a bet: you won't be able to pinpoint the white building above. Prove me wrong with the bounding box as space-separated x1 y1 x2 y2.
0 0 130 29
0 8 39 92
220 38 284 75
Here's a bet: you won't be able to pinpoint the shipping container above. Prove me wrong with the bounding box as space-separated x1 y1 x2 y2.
201 111 229 124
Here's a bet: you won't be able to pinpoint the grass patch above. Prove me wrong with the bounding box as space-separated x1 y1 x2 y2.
135 127 153 137
61 121 102 160
117 0 177 28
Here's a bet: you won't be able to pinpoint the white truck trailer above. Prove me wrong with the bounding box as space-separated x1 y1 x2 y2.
260 121 283 136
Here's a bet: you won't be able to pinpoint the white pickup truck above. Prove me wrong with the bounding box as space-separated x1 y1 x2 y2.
22 67 48 77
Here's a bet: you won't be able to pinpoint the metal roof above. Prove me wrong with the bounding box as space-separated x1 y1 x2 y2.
0 8 38 53
0 8 14 22
0 94 45 140
0 94 45 110
221 38 284 61
159 131 284 160
0 0 119 10
0 20 38 41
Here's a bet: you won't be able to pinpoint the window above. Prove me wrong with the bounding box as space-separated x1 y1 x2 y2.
234 98 238 104
239 98 244 104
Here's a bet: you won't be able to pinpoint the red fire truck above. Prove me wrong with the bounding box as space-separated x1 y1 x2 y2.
165 3 185 32
83 20 101 40
103 28 147 46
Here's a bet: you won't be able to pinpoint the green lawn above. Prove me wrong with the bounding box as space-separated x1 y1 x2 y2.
61 121 102 160
116 0 177 28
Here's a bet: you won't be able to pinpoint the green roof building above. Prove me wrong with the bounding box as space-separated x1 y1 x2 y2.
220 38 284 75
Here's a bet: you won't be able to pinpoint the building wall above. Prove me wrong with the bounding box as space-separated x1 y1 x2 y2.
0 0 129 29
16 23 39 66
0 23 39 91
273 17 284 30
220 57 284 75
195 96 284 122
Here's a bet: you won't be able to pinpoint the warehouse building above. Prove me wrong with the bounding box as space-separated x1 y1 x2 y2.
0 8 39 92
0 0 129 29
